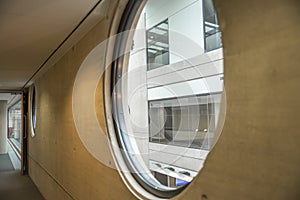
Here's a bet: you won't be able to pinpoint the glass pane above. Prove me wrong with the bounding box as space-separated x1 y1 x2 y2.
148 96 219 150
8 101 22 152
32 87 37 132
147 20 169 70
112 0 224 196
204 0 222 51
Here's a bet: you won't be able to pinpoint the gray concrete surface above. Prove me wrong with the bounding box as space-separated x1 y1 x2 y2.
0 153 44 200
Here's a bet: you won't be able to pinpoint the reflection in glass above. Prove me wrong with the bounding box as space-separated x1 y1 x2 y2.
147 20 169 70
8 101 22 152
204 0 222 51
112 0 224 197
149 94 220 150
31 87 37 133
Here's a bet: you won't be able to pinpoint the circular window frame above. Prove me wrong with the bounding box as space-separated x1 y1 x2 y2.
31 85 37 137
104 0 188 199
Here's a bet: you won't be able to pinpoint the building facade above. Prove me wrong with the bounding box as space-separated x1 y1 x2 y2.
124 0 224 187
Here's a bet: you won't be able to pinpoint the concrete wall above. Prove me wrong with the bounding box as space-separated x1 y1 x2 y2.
179 0 300 199
27 0 300 199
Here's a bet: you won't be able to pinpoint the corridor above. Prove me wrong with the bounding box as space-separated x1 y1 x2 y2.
0 153 43 200
0 0 299 199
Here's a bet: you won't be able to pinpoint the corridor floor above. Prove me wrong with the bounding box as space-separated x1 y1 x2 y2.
0 154 44 200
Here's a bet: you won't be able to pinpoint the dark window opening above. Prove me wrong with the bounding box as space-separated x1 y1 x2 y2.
203 0 222 51
147 20 169 70
149 95 218 150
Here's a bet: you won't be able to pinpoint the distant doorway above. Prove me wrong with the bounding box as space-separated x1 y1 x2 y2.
7 98 22 170
7 91 28 174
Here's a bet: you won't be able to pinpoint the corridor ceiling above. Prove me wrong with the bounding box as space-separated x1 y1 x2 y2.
0 0 101 93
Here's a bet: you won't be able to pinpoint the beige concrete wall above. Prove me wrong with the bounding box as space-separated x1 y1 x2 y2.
179 0 300 199
27 0 300 199
27 0 135 199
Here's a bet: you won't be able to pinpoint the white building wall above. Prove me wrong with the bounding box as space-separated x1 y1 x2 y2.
145 0 200 29
145 0 205 64
147 48 223 100
149 142 209 173
169 0 204 63
126 13 149 164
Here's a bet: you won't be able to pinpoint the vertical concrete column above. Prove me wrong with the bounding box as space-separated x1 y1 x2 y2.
0 100 7 154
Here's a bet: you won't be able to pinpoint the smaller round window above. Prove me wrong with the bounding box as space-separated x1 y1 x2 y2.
31 86 37 136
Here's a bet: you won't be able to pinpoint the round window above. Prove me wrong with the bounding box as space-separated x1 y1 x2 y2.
31 86 37 136
106 0 224 198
